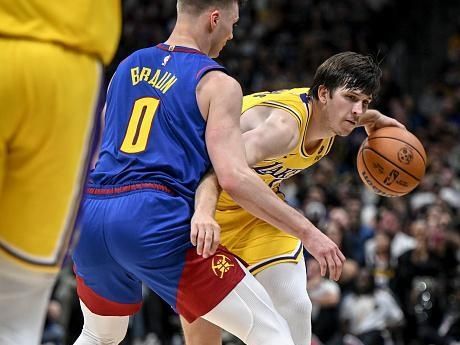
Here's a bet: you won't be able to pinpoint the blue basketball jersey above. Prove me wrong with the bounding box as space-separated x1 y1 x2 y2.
90 43 226 201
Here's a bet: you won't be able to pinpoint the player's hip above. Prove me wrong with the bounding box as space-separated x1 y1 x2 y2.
80 183 194 261
230 240 303 276
217 209 302 275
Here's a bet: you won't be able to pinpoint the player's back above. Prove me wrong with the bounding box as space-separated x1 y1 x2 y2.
91 44 226 202
0 0 120 64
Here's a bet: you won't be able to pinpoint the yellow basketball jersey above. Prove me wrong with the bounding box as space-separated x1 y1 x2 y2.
0 0 121 64
216 88 334 274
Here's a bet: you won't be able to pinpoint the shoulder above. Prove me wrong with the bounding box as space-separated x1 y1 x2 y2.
198 71 242 97
244 90 307 130
264 108 300 137
242 106 300 155
196 72 242 121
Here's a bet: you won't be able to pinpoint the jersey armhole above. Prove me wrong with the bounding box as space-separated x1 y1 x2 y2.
195 65 228 81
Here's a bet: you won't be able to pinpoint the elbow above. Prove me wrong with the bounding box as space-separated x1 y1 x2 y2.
218 175 240 194
216 168 246 195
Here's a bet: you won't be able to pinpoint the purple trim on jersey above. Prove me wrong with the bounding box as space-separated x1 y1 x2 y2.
299 93 310 105
195 65 227 80
156 43 205 55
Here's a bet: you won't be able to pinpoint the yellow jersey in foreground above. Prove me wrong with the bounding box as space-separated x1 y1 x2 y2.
0 0 121 64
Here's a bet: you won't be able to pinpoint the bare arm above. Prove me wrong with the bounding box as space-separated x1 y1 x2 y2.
190 169 221 258
197 73 345 279
358 109 405 135
242 108 299 166
191 109 297 257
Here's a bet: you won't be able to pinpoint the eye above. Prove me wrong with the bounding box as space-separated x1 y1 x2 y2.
347 95 357 101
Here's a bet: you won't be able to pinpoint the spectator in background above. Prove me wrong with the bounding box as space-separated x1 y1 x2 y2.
340 197 374 266
338 268 404 345
307 258 341 345
365 208 415 268
392 217 459 344
365 232 394 289
324 221 359 288
41 300 65 345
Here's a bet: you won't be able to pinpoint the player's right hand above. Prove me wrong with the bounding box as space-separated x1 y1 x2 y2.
302 227 345 281
190 212 221 259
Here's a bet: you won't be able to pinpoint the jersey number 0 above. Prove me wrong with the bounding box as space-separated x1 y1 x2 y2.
120 97 159 153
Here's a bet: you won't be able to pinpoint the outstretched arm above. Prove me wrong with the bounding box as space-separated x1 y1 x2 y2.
358 109 405 135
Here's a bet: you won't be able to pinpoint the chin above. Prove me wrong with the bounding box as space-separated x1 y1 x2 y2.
336 128 354 137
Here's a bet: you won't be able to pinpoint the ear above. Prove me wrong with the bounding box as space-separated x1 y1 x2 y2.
318 85 329 104
210 10 220 30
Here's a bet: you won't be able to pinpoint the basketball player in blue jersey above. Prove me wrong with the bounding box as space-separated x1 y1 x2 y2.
182 52 406 345
72 1 344 344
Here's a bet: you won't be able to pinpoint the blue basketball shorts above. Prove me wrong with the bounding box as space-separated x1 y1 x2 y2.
72 183 245 322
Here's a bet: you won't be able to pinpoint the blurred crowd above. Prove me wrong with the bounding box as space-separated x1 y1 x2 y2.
42 1 460 345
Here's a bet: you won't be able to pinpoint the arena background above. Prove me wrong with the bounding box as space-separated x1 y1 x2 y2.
42 1 460 344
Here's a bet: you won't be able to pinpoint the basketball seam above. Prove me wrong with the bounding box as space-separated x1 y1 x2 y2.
363 147 421 182
363 147 420 193
366 136 426 166
360 150 402 195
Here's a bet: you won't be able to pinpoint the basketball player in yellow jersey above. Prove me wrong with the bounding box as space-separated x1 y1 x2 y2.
0 1 120 344
181 52 405 345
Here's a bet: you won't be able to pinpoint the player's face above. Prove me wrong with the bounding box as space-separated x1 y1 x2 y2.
324 86 372 136
209 2 239 58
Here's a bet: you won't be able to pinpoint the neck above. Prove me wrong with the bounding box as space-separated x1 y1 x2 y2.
165 15 211 55
306 99 334 142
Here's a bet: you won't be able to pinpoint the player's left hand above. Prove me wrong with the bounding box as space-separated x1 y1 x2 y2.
358 109 405 135
190 212 221 258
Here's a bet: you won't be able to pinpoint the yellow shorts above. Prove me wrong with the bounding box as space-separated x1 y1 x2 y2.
216 207 303 275
0 38 102 272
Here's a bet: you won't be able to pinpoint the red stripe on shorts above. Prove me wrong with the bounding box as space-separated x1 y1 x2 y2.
176 246 246 323
86 182 173 195
75 273 142 316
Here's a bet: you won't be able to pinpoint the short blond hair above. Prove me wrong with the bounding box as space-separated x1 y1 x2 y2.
177 0 243 14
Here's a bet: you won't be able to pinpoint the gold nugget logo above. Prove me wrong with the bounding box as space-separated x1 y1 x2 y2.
211 254 234 279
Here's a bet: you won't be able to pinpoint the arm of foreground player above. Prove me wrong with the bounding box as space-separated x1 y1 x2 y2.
198 73 345 280
358 109 405 135
191 169 222 258
191 108 297 258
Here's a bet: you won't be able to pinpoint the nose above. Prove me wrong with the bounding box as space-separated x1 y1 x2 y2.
352 101 364 115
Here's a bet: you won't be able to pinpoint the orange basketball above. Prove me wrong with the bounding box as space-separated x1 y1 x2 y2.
357 127 427 197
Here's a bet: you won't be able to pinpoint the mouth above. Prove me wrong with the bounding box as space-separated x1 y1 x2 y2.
345 119 357 126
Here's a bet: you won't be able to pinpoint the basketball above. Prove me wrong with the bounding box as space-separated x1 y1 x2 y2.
357 127 427 197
